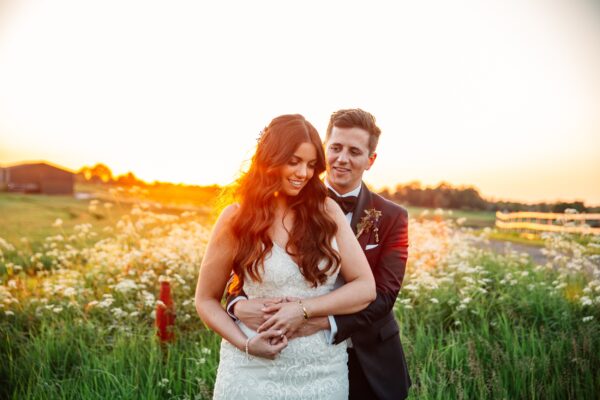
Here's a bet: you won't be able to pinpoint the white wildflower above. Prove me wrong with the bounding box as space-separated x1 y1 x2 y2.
158 378 169 388
115 279 138 294
98 298 114 308
112 307 127 318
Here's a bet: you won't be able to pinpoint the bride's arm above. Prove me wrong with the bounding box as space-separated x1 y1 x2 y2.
195 205 288 359
306 197 376 315
258 198 375 333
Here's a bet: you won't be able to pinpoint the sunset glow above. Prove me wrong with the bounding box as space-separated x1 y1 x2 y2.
1 0 599 204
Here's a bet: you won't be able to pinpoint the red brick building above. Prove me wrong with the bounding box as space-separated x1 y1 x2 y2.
0 162 75 195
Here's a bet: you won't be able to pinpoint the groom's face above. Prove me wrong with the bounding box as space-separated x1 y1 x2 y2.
325 126 376 195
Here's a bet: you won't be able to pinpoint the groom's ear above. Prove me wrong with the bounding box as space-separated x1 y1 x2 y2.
366 152 377 170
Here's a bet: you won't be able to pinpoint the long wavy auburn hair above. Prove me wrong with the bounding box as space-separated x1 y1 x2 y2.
229 114 341 292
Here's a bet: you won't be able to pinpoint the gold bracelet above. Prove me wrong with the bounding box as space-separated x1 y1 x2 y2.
298 300 309 320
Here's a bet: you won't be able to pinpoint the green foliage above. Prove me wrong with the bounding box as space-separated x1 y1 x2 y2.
2 255 598 399
1 320 218 400
405 206 496 228
394 254 600 399
381 181 599 213
1 194 598 399
0 192 128 247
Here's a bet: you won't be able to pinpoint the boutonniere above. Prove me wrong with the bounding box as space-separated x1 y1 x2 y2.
356 208 382 243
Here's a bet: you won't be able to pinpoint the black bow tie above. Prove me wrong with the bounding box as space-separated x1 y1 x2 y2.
328 189 358 214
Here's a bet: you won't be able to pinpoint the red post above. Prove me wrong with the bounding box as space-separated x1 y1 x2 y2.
156 280 176 342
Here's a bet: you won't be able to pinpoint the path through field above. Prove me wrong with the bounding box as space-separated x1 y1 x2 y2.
482 239 547 265
480 239 600 271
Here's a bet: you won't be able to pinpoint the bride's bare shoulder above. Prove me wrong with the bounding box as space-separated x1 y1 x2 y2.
221 203 240 216
324 197 345 221
212 203 240 232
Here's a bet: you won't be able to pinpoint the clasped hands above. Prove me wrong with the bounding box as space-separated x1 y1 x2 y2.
234 296 329 359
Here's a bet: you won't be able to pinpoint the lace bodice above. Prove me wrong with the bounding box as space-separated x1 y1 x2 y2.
212 240 348 400
243 241 340 299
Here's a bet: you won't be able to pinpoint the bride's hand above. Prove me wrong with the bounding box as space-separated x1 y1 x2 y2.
234 297 282 331
247 330 288 360
257 301 305 337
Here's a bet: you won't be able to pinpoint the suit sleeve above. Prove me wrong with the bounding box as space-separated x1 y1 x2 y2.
332 207 408 344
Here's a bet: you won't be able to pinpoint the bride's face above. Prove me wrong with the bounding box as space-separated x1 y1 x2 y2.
279 142 317 196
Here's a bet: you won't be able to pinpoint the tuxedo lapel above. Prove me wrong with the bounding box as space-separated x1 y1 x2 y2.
350 182 374 249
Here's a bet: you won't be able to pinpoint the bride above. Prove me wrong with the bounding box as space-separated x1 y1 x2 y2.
195 114 375 399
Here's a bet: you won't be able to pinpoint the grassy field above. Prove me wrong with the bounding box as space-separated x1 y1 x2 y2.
1 192 599 399
0 191 212 258
404 205 496 228
0 192 132 246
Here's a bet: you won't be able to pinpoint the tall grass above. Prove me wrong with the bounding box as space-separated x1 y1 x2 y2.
2 254 598 399
1 318 219 400
1 198 598 399
397 254 600 400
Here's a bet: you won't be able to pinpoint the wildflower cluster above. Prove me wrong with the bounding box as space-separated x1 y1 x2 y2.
0 201 211 334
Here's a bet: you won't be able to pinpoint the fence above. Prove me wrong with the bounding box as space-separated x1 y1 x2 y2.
495 211 600 235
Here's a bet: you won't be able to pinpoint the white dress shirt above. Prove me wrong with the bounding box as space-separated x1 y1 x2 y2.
323 180 362 346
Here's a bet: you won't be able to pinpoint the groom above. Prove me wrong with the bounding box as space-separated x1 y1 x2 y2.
227 108 411 400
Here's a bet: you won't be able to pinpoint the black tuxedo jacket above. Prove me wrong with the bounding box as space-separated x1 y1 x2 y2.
335 182 411 400
225 182 411 399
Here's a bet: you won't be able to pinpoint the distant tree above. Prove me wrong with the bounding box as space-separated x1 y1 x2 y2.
384 181 595 214
90 163 113 183
551 201 587 213
116 172 142 186
77 163 113 183
77 165 93 180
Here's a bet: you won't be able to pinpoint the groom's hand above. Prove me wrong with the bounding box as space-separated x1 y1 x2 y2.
257 300 305 337
234 297 282 331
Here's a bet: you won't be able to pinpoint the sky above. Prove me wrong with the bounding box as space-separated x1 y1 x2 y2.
1 0 599 204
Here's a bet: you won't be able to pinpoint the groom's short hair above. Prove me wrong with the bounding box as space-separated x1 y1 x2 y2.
325 108 381 155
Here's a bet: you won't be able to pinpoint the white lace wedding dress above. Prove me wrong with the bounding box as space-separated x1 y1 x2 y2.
212 242 348 399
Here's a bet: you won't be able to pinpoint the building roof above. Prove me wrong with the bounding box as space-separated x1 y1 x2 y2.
0 161 76 174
